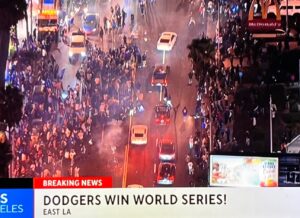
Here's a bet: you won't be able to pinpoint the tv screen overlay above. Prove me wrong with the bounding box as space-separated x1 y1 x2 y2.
1 177 300 218
209 155 279 187
279 155 300 186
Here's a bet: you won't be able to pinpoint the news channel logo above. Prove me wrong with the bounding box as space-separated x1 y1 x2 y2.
0 189 33 217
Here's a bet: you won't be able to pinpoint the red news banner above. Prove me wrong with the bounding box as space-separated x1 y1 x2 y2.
33 177 112 189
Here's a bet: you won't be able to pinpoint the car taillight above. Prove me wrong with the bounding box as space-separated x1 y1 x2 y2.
155 118 160 123
170 176 174 180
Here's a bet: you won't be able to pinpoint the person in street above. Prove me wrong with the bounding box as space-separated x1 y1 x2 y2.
188 13 196 27
122 8 127 27
166 95 173 108
182 106 188 122
188 161 194 175
189 135 194 150
99 26 104 42
188 70 193 85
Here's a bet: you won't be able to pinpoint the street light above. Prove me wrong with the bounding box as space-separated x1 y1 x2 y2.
270 95 273 153
269 95 277 153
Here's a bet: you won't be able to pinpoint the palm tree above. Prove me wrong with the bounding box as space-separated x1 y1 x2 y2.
187 37 216 85
0 0 28 88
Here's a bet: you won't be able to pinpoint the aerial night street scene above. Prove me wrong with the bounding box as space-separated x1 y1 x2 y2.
0 0 300 188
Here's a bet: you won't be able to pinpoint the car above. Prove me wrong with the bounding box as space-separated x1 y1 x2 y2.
68 31 86 64
157 32 177 51
158 139 175 161
156 162 176 185
155 104 171 125
131 125 148 145
151 65 170 87
82 14 99 35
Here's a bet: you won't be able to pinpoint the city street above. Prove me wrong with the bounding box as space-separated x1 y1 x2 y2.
125 1 198 187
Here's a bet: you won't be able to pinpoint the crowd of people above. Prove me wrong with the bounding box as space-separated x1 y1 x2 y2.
186 0 253 185
6 23 142 178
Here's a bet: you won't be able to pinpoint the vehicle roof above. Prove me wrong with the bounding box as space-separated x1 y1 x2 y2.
70 35 85 42
154 65 169 72
161 32 177 36
160 139 173 144
155 104 170 111
159 162 175 167
132 125 148 130
84 14 97 20
127 184 144 188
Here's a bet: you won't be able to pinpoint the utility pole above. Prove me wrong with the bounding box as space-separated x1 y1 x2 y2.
285 0 289 49
270 95 273 153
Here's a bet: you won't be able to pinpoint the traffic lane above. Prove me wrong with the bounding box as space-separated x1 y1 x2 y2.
126 145 149 186
162 26 198 186
125 91 160 187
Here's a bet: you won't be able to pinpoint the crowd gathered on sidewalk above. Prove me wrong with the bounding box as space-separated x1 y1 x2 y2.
185 0 258 185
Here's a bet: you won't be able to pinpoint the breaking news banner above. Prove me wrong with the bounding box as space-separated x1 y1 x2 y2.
33 177 112 189
34 178 300 218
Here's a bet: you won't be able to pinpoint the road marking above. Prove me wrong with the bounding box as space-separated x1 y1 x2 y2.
162 50 166 64
159 85 162 101
122 144 129 188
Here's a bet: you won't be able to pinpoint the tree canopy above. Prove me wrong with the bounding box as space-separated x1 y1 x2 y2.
187 37 216 82
0 0 28 30
0 85 24 129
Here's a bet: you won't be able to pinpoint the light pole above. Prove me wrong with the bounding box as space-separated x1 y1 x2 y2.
270 95 273 153
216 0 220 66
285 0 289 49
209 102 212 152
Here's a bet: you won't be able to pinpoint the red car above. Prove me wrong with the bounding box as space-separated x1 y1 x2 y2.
151 65 170 87
155 104 171 125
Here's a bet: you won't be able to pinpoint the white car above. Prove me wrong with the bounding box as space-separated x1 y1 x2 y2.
157 32 177 51
131 125 148 145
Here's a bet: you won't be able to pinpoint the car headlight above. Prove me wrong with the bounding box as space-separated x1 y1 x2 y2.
68 51 73 57
81 51 86 57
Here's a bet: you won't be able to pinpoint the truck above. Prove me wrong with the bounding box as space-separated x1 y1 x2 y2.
37 0 59 41
68 31 86 64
